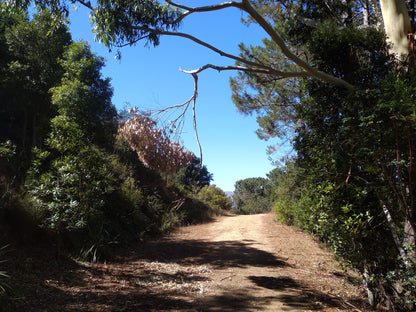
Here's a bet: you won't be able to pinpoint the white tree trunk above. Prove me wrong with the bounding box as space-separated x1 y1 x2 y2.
379 0 412 58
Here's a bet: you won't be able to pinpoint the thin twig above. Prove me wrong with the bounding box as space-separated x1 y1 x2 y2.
190 73 203 164
220 274 237 281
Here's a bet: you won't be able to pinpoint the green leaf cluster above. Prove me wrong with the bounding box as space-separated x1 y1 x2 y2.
233 1 415 309
0 8 71 181
91 0 182 49
265 21 414 312
233 177 272 214
170 157 213 193
0 8 216 263
197 185 232 214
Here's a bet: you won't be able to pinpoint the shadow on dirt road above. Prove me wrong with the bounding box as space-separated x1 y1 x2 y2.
131 238 289 269
6 214 369 311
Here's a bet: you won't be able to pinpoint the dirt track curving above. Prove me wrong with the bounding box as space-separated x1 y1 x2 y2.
10 213 371 311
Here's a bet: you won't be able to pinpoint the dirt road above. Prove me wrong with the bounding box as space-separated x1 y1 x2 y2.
12 213 370 311
169 213 368 312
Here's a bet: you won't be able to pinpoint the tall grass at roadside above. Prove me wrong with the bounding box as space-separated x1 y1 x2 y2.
0 244 10 293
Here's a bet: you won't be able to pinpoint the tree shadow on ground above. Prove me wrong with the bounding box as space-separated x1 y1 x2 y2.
6 249 205 312
247 275 364 311
126 239 289 269
248 275 300 290
196 285 351 312
195 289 275 312
6 238 288 311
5 233 368 312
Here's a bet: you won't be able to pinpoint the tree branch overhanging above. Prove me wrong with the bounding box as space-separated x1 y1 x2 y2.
180 63 310 78
129 27 277 73
164 0 354 89
73 0 356 162
76 0 354 89
165 0 241 24
238 0 354 89
149 71 202 163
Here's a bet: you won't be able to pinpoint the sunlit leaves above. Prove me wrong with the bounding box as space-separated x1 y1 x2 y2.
287 18 415 309
1 9 71 157
231 38 301 156
26 35 118 233
46 115 85 153
233 177 271 214
28 146 118 231
5 9 70 90
91 0 183 49
197 185 232 213
51 41 117 148
118 109 194 175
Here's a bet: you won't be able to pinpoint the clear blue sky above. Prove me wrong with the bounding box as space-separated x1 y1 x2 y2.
68 3 286 191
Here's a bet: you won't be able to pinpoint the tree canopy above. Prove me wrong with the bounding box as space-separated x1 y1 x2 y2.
233 177 271 214
0 6 221 266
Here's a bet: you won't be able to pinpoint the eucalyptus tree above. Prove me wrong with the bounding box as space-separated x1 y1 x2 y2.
232 1 415 309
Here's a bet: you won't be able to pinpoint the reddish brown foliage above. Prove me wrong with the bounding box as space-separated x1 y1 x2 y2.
118 109 194 175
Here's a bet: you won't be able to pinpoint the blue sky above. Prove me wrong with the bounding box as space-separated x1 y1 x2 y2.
68 3 285 191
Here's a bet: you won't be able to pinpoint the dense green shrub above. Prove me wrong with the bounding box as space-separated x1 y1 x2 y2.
0 7 220 264
26 137 209 259
233 177 271 214
269 162 302 226
177 197 211 225
170 157 213 193
196 185 232 214
27 145 118 232
291 25 415 309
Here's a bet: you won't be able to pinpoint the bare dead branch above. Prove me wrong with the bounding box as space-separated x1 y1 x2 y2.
79 0 354 89
149 71 203 162
79 0 354 88
180 64 310 78
76 0 355 165
166 0 242 23
191 73 203 164
151 92 192 140
130 26 277 72
166 0 240 12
